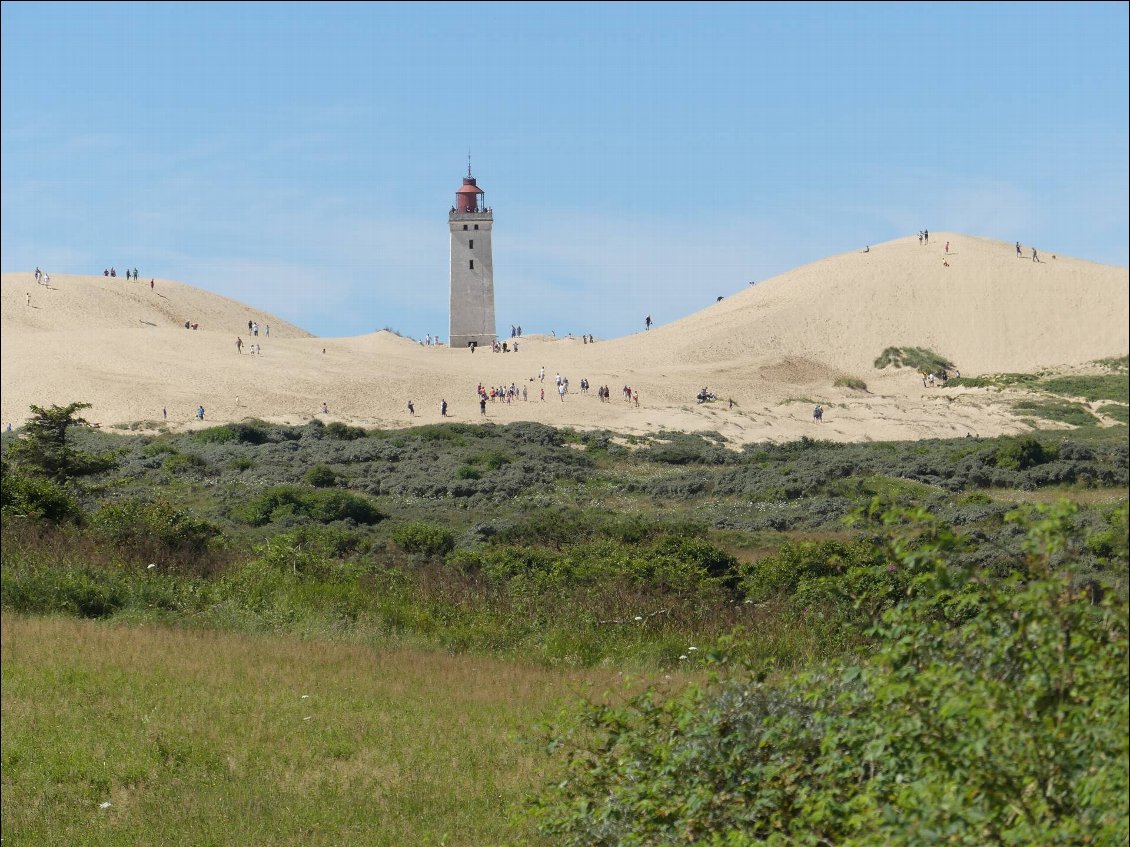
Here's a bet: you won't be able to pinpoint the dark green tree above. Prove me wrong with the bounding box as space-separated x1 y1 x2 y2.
6 402 116 482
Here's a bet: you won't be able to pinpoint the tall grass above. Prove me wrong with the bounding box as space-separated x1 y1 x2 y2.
0 615 629 847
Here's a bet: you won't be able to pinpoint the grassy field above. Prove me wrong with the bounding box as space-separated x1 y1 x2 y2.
1 615 650 847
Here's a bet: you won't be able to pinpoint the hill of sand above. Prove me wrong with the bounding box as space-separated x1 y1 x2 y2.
2 234 1127 445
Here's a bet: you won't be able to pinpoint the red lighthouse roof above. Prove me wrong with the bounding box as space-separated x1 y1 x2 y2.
456 177 483 196
454 173 485 213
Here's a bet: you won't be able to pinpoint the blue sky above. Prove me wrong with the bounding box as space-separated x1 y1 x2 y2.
3 2 1127 340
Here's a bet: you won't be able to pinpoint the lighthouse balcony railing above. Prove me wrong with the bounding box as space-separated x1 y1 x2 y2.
449 209 493 220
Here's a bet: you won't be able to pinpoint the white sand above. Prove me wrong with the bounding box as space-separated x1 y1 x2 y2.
3 234 1127 445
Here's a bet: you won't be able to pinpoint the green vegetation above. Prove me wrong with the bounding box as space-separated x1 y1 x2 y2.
5 402 115 482
1098 403 1130 425
873 346 954 373
2 615 606 847
1012 398 1098 427
951 371 1128 405
833 376 868 390
532 504 1128 845
1094 354 1129 372
945 367 1129 430
2 409 1127 844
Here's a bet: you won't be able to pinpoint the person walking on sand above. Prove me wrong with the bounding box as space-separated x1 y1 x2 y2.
813 404 823 422
480 395 487 415
321 402 329 414
26 292 30 307
1032 247 1040 263
945 241 950 254
1016 241 1022 258
408 400 415 416
35 267 41 283
150 278 154 289
163 407 167 421
441 399 448 417
645 314 652 331
924 229 929 245
236 337 243 354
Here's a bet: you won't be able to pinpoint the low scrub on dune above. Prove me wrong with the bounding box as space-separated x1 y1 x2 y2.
873 346 955 373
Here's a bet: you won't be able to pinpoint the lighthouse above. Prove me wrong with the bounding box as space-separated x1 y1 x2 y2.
448 163 496 349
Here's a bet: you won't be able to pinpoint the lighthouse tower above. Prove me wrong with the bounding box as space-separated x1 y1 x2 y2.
448 163 496 349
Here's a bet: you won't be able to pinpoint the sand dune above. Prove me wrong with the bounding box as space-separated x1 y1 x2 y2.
2 234 1126 445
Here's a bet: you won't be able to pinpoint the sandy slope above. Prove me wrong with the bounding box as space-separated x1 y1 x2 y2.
2 234 1126 445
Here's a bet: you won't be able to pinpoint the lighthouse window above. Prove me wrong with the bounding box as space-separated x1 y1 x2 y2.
469 259 474 270
463 224 468 231
469 239 474 249
474 224 479 230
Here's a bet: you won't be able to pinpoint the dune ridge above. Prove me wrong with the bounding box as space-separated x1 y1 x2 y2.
2 233 1126 445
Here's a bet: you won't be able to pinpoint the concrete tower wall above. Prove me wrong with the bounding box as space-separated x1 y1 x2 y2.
449 212 496 348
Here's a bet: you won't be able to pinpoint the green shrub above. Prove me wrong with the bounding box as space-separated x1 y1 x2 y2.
994 436 1054 471
192 425 237 444
0 462 82 522
391 522 456 557
468 450 513 470
163 452 207 474
740 540 878 602
456 465 482 480
833 376 868 391
193 423 269 445
303 464 338 487
325 421 368 441
233 486 385 527
90 498 220 554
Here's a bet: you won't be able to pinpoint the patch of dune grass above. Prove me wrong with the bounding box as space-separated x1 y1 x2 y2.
1096 404 1129 425
1041 374 1128 405
873 346 954 373
1012 399 1097 427
1094 355 1129 373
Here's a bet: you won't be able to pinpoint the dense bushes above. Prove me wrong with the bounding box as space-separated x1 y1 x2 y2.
233 486 386 526
90 498 221 556
533 506 1130 845
0 462 81 522
392 522 456 557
